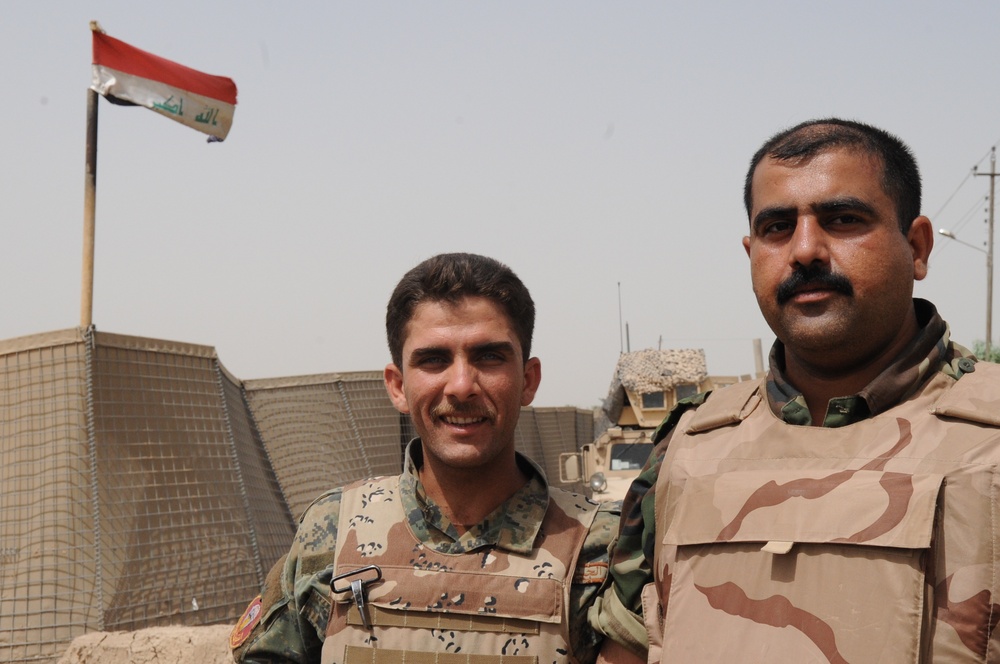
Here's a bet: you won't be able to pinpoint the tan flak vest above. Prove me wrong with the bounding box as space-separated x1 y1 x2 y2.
650 364 1000 663
321 475 597 664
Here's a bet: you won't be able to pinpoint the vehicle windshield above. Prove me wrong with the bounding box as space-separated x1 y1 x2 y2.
609 442 654 471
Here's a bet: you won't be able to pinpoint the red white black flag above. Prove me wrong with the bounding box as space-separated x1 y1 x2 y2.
91 30 237 141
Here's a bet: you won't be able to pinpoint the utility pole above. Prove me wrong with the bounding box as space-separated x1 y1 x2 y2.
974 146 996 360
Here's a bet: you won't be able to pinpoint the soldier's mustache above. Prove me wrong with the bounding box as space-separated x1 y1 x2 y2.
776 265 854 305
432 404 494 420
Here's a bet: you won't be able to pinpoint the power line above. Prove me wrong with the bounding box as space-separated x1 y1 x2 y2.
930 139 1000 221
949 194 989 241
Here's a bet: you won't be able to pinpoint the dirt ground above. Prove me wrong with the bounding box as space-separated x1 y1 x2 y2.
56 625 235 664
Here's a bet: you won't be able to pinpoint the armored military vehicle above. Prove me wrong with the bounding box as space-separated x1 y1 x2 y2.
560 349 750 502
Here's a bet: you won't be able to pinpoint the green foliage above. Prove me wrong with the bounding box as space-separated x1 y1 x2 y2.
971 340 1000 363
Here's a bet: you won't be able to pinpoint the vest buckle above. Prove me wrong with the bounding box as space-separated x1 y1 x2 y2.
332 565 383 630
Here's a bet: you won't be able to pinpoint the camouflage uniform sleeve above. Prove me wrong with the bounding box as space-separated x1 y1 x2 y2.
234 489 344 663
569 499 621 664
589 394 707 660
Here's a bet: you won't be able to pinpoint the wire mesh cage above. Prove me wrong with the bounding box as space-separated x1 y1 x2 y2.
0 329 294 662
244 373 405 519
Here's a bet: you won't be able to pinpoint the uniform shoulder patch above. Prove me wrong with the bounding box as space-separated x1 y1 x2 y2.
230 595 263 649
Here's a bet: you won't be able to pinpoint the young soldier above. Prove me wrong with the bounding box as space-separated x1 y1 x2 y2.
234 252 619 664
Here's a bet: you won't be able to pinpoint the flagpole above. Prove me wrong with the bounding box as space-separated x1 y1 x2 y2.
81 86 98 328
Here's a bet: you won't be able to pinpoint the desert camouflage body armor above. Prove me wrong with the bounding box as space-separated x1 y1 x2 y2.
649 364 1000 663
322 475 598 664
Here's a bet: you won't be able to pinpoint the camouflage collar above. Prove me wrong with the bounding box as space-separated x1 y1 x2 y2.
399 440 549 555
765 299 972 427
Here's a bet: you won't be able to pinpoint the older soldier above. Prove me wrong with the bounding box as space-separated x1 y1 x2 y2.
233 252 618 664
593 119 1000 663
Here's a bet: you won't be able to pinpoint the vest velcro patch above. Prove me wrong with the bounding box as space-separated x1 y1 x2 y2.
345 645 537 664
301 550 339 576
347 605 540 634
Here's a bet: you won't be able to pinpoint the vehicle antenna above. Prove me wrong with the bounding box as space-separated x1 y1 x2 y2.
618 282 624 354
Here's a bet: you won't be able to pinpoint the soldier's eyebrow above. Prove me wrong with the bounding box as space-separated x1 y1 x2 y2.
813 196 877 217
751 205 796 232
471 341 516 356
409 347 451 364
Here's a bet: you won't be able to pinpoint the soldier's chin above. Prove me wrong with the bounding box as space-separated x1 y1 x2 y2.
781 320 851 351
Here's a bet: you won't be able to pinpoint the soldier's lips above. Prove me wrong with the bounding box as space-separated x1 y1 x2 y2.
786 286 840 304
441 415 487 427
432 403 495 428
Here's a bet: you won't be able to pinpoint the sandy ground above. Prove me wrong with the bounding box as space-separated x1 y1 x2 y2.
56 625 235 664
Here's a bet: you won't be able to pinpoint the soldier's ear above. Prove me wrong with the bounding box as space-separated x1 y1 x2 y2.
908 215 933 281
384 363 410 414
520 357 541 407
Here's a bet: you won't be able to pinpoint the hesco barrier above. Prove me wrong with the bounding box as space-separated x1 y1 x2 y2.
0 327 594 663
0 328 292 662
243 373 406 519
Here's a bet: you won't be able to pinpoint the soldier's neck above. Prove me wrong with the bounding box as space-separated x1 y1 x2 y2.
782 314 920 426
419 457 529 532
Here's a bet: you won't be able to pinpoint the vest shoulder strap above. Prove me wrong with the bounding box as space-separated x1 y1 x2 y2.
932 362 1000 427
683 377 764 434
651 391 712 444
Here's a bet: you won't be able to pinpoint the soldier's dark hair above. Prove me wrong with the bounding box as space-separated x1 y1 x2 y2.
743 118 922 233
386 253 535 367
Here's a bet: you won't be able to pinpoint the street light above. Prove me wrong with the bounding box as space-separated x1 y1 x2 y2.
938 228 986 253
938 227 992 359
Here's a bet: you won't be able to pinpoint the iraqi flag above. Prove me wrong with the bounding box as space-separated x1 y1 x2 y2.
91 30 237 141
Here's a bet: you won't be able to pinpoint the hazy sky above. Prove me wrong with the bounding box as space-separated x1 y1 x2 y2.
3 1 1000 408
